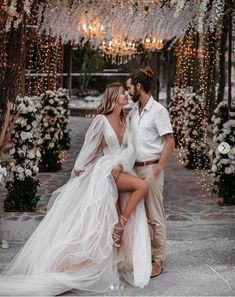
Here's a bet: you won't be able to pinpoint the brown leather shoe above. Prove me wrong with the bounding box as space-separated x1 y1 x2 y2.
151 261 163 278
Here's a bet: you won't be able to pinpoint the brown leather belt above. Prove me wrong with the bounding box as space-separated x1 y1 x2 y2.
135 159 159 167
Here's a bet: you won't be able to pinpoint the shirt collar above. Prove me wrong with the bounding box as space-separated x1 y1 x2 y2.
144 96 154 112
133 96 154 112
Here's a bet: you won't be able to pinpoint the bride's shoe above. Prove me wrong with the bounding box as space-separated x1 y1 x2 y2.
112 214 128 248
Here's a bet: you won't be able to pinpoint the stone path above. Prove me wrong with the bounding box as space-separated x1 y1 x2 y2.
0 116 235 296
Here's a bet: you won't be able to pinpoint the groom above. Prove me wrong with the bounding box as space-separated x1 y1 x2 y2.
126 67 175 278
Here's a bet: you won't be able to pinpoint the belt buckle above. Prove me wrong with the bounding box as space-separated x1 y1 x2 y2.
143 161 147 166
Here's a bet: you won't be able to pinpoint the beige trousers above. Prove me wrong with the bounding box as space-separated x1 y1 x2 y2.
135 164 166 263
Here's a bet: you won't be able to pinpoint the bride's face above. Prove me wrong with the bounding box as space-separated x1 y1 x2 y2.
117 88 129 107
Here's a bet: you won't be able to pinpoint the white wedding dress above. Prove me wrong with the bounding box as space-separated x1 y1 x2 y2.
0 114 151 296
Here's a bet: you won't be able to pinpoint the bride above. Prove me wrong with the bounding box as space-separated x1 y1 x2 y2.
0 82 152 296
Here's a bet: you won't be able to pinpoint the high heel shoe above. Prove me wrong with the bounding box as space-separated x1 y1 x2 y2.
112 214 128 248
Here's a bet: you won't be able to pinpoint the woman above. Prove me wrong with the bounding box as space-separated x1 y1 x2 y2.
0 82 151 296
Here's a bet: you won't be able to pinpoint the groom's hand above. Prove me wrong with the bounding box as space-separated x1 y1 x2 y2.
152 164 163 178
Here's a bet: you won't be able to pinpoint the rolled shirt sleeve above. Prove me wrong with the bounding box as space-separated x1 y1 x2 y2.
154 107 173 137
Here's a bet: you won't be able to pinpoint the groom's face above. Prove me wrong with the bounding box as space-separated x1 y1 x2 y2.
126 78 140 103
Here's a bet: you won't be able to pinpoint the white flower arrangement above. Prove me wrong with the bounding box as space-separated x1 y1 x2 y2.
182 92 210 169
168 88 186 148
56 88 71 150
4 96 41 211
8 96 42 181
40 90 63 171
210 101 235 204
0 163 7 185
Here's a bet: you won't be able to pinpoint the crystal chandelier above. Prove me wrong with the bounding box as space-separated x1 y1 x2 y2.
79 19 105 40
143 37 164 51
99 37 137 65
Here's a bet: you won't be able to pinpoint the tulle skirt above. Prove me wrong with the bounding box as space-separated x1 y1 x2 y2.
0 155 151 296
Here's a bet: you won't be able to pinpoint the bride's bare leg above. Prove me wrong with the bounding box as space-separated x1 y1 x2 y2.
112 172 148 246
115 172 148 219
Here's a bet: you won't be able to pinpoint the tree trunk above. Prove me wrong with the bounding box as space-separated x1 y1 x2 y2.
1 16 27 109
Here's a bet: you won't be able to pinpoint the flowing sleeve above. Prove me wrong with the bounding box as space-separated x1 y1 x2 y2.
71 115 104 178
118 116 136 173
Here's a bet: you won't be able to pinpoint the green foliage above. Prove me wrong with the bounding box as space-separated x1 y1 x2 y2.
5 177 40 211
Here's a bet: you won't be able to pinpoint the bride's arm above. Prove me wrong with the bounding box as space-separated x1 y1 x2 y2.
71 115 104 177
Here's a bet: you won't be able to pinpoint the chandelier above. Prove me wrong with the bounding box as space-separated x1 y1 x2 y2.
143 37 164 51
99 37 137 65
79 19 105 40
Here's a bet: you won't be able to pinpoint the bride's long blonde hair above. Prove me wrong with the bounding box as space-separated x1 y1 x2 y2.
97 82 126 124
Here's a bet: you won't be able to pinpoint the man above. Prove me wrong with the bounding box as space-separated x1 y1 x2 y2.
126 67 175 278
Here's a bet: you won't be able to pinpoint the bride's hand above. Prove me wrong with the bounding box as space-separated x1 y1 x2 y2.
111 164 123 181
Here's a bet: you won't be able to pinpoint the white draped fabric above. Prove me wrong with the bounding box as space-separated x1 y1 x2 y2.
0 115 151 296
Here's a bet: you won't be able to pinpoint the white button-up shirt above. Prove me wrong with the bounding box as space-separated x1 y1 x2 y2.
128 96 173 162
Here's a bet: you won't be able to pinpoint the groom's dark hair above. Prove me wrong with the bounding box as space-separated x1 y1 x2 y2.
129 67 154 93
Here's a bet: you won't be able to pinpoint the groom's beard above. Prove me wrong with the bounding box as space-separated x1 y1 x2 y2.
131 87 140 103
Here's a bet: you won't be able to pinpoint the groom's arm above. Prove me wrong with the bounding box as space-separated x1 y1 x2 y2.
152 133 175 177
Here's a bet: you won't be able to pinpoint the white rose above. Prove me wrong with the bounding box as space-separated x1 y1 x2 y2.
230 121 235 128
32 166 39 173
49 143 54 148
225 167 232 174
26 124 31 130
32 121 37 128
36 150 41 158
16 165 24 173
17 172 25 180
209 149 214 156
230 147 235 155
25 169 32 176
212 165 217 172
20 131 32 140
49 99 54 104
223 129 231 135
9 148 16 155
45 134 51 140
220 159 229 165
27 151 35 159
17 148 26 157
